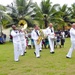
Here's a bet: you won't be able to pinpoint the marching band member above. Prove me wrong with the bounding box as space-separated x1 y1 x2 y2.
31 25 40 58
66 23 75 58
19 29 26 56
46 23 55 54
11 25 22 62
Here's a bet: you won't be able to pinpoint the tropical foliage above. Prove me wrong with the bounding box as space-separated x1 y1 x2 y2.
53 4 71 30
0 4 12 36
0 4 12 27
0 0 75 30
32 0 60 28
68 3 75 23
7 0 34 27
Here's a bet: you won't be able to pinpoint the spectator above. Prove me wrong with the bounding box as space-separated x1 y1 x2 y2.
61 30 65 47
56 34 61 48
0 36 4 44
28 35 32 49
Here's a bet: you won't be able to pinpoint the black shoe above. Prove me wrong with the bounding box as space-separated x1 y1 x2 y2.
21 52 25 56
37 56 40 58
66 56 71 59
24 52 27 53
34 52 36 56
50 52 55 54
40 50 42 52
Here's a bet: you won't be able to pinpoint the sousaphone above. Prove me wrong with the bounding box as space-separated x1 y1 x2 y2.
18 20 27 30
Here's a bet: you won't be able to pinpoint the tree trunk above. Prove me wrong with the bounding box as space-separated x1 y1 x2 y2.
44 15 48 28
63 25 65 31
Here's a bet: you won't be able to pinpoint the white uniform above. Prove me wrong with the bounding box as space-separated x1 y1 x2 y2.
31 29 40 57
11 30 22 61
46 27 55 52
66 28 75 58
39 41 42 51
19 31 26 55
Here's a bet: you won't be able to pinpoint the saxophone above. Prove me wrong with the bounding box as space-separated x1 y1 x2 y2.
37 29 44 45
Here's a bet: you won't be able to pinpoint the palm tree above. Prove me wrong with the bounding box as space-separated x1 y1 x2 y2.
0 4 5 36
7 0 34 27
68 3 75 23
32 0 59 28
0 5 12 25
0 4 12 36
54 4 71 30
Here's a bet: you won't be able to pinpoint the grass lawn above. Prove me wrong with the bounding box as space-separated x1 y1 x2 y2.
0 38 75 75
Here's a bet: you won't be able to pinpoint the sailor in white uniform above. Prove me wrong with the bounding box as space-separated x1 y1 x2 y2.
46 23 55 54
31 25 40 58
19 30 26 56
66 23 75 58
11 25 22 62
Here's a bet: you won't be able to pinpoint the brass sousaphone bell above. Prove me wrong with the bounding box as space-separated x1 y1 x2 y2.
18 20 27 30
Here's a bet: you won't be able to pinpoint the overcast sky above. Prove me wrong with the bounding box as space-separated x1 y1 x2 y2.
0 0 75 7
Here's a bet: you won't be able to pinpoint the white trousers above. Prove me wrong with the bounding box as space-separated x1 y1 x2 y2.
66 41 75 58
21 39 26 55
13 42 22 61
39 41 42 50
48 38 54 52
34 40 40 57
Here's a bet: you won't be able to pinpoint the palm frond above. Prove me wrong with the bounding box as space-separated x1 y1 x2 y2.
3 13 12 22
0 4 6 11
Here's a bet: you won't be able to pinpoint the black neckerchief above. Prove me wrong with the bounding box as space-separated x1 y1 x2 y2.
35 30 39 36
49 28 53 32
14 30 18 33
